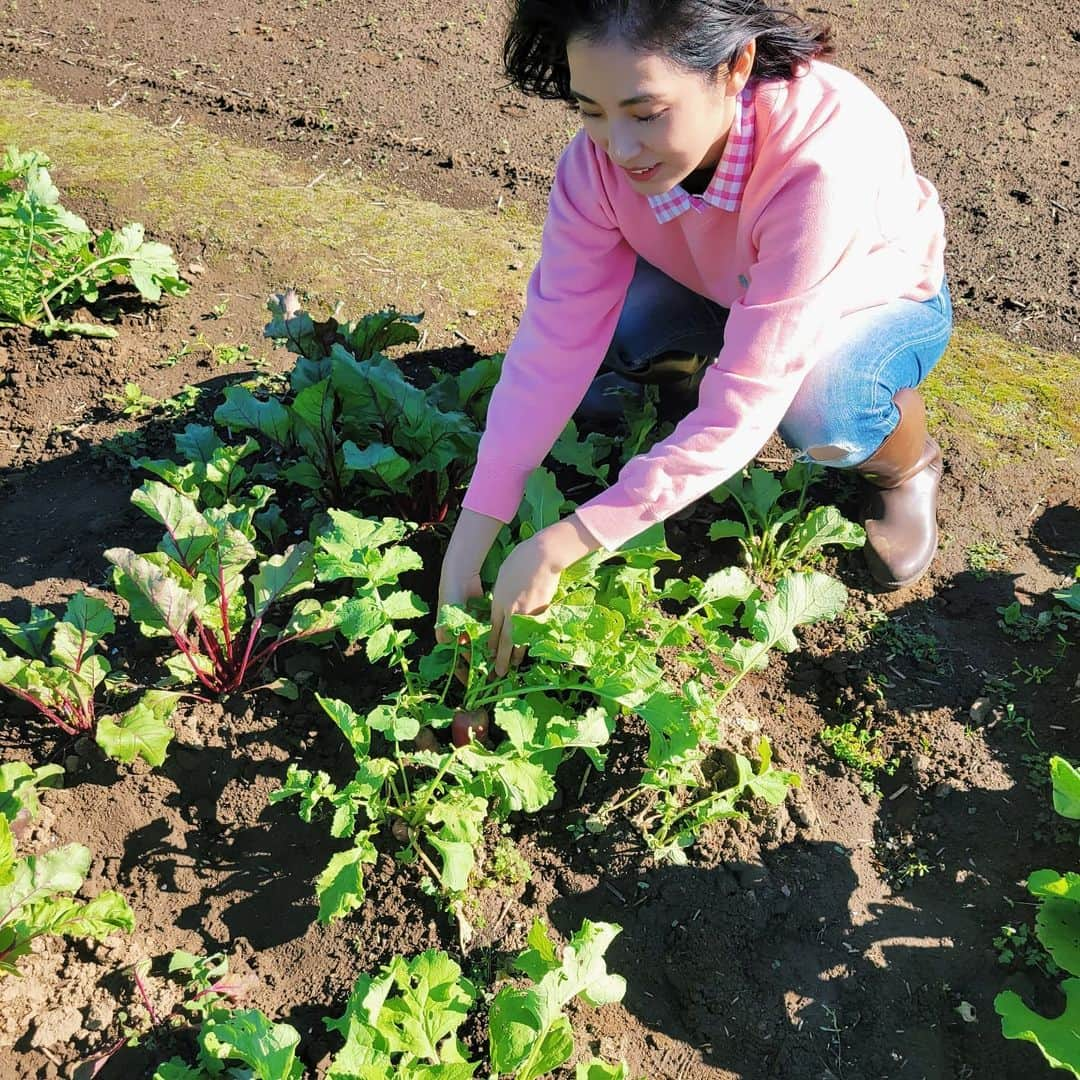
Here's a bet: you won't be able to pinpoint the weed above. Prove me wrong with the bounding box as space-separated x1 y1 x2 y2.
820 720 897 793
966 540 1007 580
995 923 1061 979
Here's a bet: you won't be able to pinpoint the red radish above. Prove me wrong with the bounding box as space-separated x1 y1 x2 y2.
451 709 489 748
414 727 439 753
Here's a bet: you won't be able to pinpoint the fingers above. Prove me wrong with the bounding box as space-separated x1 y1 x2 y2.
494 613 515 677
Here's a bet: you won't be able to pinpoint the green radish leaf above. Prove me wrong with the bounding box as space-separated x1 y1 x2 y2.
1052 757 1080 821
198 1008 304 1080
316 834 378 923
995 979 1080 1075
576 1060 631 1080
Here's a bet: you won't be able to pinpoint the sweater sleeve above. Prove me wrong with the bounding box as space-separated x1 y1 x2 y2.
574 93 878 550
461 133 637 523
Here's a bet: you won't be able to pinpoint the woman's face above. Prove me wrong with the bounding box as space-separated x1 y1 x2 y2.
565 34 753 193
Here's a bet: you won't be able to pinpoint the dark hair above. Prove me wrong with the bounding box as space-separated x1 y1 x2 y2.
504 0 832 100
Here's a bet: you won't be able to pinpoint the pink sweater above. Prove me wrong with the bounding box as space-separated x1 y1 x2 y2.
462 62 946 550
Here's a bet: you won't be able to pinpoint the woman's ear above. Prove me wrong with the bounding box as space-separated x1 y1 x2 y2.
729 39 757 93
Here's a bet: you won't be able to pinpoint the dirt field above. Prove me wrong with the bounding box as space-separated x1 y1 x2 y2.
1 2 1080 1079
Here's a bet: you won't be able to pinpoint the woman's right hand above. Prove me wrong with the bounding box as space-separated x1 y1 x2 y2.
435 508 506 645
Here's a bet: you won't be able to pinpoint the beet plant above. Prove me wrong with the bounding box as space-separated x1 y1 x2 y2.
0 593 178 765
107 486 425 700
0 759 134 976
214 294 494 525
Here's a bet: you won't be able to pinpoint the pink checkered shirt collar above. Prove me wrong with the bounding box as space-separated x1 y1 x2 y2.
647 86 756 223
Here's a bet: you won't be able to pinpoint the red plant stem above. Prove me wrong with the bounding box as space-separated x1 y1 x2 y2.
133 966 161 1025
73 626 88 675
191 613 225 670
233 617 264 687
217 566 234 666
2 686 81 736
170 631 222 694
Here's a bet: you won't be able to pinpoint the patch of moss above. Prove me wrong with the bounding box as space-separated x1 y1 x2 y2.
0 80 539 339
924 321 1079 453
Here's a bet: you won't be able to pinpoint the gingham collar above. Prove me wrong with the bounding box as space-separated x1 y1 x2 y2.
646 85 756 223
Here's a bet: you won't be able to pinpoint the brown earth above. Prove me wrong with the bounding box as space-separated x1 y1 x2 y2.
1 2 1080 1080
2 0 1078 353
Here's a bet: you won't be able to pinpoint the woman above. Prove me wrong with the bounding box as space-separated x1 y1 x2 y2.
439 0 951 674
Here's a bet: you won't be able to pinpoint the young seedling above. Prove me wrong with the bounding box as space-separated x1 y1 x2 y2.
709 462 865 580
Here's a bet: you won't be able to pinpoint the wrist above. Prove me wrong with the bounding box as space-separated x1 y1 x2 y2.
534 513 603 573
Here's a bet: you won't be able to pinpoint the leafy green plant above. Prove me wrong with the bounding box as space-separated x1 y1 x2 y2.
0 765 134 976
819 720 897 791
0 146 187 338
215 295 489 525
89 949 301 1079
107 382 160 419
531 553 841 860
995 755 1080 1074
0 593 178 764
107 491 423 700
322 918 629 1080
708 462 865 580
966 539 1007 580
0 761 64 829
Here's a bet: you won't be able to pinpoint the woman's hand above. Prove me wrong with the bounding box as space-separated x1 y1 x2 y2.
489 514 603 676
436 507 506 645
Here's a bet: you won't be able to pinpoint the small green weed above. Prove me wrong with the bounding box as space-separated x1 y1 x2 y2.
872 616 943 669
966 540 1007 580
995 923 1062 979
820 721 897 793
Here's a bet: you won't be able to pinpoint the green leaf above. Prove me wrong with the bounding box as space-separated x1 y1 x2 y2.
520 468 571 537
49 592 115 670
708 519 747 541
250 543 315 621
152 1058 205 1080
576 1060 630 1080
106 548 202 642
550 421 611 483
96 691 179 766
49 889 135 938
342 441 412 489
725 572 848 674
215 386 293 445
0 762 63 824
198 1008 303 1080
995 979 1080 1076
317 695 372 756
785 504 866 558
0 604 56 659
1052 757 1080 821
316 834 378 923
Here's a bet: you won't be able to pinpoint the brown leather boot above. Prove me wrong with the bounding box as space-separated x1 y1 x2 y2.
855 388 942 589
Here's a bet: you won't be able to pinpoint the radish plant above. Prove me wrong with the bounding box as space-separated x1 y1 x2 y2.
0 146 187 338
709 462 865 580
0 593 178 765
321 918 629 1080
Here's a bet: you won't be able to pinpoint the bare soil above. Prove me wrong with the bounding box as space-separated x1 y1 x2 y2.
1 3 1080 1080
3 0 1078 352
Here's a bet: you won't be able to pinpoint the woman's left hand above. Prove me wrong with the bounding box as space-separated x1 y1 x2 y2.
489 514 602 676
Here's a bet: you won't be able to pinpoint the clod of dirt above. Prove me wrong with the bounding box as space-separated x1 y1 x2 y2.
30 1007 82 1048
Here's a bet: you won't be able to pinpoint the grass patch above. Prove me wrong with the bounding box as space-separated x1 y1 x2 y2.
924 321 1080 454
0 80 539 338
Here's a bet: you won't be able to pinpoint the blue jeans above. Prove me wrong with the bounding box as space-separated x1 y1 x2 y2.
605 259 953 466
